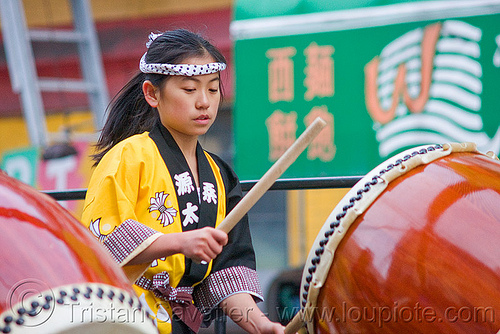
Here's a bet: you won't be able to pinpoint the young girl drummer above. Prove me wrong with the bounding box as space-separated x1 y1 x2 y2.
81 29 284 334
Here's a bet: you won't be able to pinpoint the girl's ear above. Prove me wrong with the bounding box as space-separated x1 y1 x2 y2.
142 80 159 108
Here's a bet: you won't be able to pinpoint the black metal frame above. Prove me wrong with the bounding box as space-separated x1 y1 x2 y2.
42 176 363 201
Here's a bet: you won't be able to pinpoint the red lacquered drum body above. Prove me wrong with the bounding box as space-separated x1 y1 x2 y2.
0 170 157 333
299 143 500 334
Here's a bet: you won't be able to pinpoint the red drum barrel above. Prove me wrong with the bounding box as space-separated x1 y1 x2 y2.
0 170 157 333
299 142 500 334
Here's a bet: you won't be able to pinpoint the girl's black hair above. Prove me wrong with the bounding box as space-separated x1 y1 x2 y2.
92 29 226 165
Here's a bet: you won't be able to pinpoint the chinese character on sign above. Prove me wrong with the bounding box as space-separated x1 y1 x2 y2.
494 34 500 67
265 110 298 161
305 106 335 162
304 42 335 101
266 47 296 102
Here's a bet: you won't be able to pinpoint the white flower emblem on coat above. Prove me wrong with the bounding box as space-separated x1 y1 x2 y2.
149 191 177 227
174 171 194 196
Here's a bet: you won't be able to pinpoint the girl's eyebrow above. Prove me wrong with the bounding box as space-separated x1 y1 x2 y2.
181 76 220 83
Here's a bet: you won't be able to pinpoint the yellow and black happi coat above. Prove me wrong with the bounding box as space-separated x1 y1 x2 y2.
82 122 263 333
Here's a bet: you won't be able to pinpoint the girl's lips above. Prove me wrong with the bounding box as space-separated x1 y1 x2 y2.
194 115 210 124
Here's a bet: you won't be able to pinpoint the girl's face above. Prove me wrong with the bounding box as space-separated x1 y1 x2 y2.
154 54 221 141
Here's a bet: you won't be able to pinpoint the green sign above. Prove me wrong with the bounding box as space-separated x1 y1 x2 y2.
232 1 500 179
1 147 39 186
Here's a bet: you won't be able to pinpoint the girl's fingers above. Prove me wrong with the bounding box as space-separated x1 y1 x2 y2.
182 227 228 263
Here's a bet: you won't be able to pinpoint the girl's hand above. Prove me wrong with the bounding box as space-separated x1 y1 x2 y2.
255 320 285 334
221 293 286 334
179 227 228 263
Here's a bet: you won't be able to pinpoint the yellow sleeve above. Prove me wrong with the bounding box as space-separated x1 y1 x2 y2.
81 139 162 281
82 142 140 234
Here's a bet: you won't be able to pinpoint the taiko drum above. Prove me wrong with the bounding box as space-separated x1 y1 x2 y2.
0 170 157 333
299 143 500 334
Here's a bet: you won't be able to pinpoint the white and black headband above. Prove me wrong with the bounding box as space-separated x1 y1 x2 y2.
139 32 226 76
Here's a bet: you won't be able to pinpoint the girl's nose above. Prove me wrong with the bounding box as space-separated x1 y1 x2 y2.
195 92 210 109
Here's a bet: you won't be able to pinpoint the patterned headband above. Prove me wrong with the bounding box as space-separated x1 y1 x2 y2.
139 54 226 76
139 32 226 76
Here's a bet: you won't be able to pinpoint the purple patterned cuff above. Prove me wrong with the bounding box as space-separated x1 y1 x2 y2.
193 266 264 314
103 219 159 264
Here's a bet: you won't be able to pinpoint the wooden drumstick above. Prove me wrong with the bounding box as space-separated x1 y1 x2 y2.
284 310 305 334
216 117 327 234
